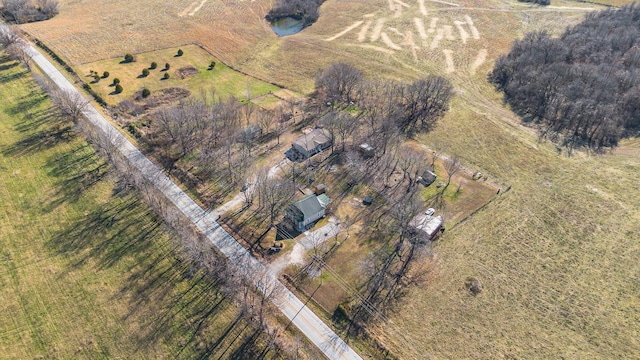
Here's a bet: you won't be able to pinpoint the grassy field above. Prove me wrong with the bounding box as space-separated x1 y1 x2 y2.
75 45 280 105
16 0 640 358
0 54 291 359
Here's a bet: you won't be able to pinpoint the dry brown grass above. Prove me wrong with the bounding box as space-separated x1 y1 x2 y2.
18 0 640 358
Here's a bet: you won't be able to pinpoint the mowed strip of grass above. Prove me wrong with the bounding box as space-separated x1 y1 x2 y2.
0 55 272 359
75 44 280 105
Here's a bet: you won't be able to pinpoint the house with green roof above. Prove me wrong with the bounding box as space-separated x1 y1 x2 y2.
284 194 331 232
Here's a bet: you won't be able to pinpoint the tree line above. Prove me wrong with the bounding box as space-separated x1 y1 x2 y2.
491 4 640 152
518 0 549 6
1 0 58 24
265 0 325 26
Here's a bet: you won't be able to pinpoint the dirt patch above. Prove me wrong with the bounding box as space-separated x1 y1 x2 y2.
175 66 199 80
148 87 191 106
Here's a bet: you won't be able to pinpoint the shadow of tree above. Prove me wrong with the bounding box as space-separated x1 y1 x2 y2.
48 183 265 357
48 194 156 269
41 143 108 211
0 59 19 72
0 66 26 84
11 107 59 133
2 124 77 157
5 91 50 116
228 328 264 359
1 93 75 158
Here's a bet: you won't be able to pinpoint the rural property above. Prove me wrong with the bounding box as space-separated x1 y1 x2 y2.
1 0 639 359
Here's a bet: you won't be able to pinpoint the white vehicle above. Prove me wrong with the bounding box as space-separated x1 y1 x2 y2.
425 208 435 216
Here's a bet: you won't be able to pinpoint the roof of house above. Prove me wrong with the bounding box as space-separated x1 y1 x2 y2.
422 170 437 182
292 194 325 220
293 128 332 153
359 143 374 151
409 214 443 236
316 193 331 207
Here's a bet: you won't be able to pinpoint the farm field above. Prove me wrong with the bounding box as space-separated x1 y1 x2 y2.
14 0 640 358
0 54 285 359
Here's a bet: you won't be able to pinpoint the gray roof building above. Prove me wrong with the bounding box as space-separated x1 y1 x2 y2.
292 128 332 159
284 194 330 232
417 169 437 187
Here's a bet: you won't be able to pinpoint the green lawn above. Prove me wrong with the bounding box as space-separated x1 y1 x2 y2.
0 53 279 359
76 44 280 105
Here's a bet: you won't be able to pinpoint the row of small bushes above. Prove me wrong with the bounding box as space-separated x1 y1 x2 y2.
34 39 73 73
34 39 108 106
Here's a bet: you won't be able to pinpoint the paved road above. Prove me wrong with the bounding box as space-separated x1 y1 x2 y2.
2 23 362 360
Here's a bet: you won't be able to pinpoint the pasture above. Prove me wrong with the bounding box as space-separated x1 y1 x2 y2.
16 0 640 358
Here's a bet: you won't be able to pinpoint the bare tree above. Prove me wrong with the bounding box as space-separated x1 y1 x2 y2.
231 255 285 329
256 108 274 135
1 0 58 23
397 144 427 192
430 143 443 171
50 89 89 124
242 182 255 207
34 0 58 18
0 25 21 48
315 62 363 105
255 169 295 226
359 80 402 135
396 76 454 134
222 138 253 186
443 155 462 187
357 191 428 320
5 42 30 70
1 0 30 23
241 102 255 127
334 112 358 152
272 110 287 145
154 99 207 158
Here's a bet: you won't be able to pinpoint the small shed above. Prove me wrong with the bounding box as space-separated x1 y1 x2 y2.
409 214 444 241
362 195 373 206
314 184 327 195
316 193 332 208
359 143 375 158
417 170 437 187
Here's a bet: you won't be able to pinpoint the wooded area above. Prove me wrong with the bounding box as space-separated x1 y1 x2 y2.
491 4 640 152
0 0 58 23
265 0 325 26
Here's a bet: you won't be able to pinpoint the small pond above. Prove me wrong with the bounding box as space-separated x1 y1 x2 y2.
270 17 305 37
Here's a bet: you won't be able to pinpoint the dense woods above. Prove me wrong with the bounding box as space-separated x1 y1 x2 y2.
265 0 325 26
0 0 58 23
491 4 640 152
